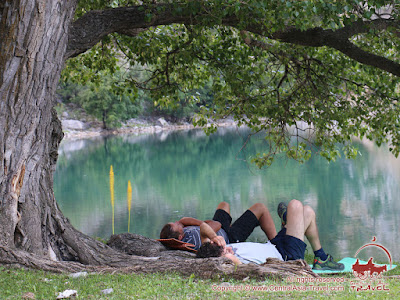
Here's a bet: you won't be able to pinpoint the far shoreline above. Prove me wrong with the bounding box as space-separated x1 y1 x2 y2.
61 117 239 141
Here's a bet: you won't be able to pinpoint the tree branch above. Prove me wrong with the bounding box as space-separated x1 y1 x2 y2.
335 19 400 39
328 38 400 76
269 19 400 76
269 19 400 46
66 4 236 59
66 4 400 77
66 5 174 58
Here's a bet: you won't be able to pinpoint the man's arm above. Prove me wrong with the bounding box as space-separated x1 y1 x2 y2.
199 223 226 247
179 218 221 232
178 217 203 227
204 220 222 232
224 253 242 265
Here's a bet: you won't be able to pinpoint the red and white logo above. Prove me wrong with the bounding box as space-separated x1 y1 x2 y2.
352 237 392 280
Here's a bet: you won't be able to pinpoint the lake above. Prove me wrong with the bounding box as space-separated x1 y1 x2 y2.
54 127 400 262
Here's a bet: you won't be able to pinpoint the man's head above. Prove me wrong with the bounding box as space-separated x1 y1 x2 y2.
160 222 184 239
196 241 238 263
196 242 224 258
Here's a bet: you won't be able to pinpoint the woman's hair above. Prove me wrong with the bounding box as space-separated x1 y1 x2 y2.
159 223 180 239
196 242 224 258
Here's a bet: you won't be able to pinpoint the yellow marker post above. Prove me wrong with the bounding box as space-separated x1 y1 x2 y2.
109 165 115 235
127 180 132 233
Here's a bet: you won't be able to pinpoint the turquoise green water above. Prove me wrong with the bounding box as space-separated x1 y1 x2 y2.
54 127 399 262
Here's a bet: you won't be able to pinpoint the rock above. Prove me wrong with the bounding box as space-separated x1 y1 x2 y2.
220 282 232 287
56 290 78 299
69 272 88 278
61 120 87 131
21 292 35 299
101 288 114 295
157 117 169 126
126 118 150 126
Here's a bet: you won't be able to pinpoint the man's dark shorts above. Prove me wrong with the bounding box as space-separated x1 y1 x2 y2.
212 209 259 243
270 228 307 260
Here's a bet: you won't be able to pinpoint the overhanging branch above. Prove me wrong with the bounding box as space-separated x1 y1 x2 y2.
66 4 237 59
269 19 400 76
66 4 400 77
66 5 179 58
328 38 400 76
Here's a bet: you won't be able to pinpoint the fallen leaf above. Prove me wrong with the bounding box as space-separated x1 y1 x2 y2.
21 292 35 299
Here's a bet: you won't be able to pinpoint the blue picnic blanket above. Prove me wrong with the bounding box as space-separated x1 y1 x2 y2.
310 257 397 274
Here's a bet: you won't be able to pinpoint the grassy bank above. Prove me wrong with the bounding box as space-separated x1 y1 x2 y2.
0 263 398 299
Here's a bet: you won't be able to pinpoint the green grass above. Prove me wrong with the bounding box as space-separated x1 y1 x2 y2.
0 263 398 300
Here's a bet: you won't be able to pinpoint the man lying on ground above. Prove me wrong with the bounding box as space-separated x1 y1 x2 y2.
196 200 344 271
160 201 276 250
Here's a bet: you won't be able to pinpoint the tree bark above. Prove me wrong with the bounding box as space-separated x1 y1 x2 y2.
0 0 141 267
0 0 77 258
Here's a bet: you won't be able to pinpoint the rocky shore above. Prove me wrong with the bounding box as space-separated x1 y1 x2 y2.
61 116 238 141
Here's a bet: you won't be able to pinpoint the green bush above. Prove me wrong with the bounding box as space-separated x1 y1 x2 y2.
58 72 144 129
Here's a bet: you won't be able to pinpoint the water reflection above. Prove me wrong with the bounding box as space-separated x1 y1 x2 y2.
54 128 399 262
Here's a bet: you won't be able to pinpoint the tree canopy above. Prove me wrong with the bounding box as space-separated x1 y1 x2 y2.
1 0 399 277
64 0 400 167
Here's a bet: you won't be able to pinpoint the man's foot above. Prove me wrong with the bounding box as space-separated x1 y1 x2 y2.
313 254 345 271
277 202 287 228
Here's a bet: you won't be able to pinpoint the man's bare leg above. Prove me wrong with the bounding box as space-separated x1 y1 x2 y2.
285 199 322 250
249 203 277 240
285 199 306 240
303 205 322 251
216 201 230 214
283 199 343 269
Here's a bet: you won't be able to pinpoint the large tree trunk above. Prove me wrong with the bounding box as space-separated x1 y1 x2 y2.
0 0 78 258
0 0 129 266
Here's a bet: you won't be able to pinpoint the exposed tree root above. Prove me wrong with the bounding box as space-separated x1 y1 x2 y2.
0 233 318 280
